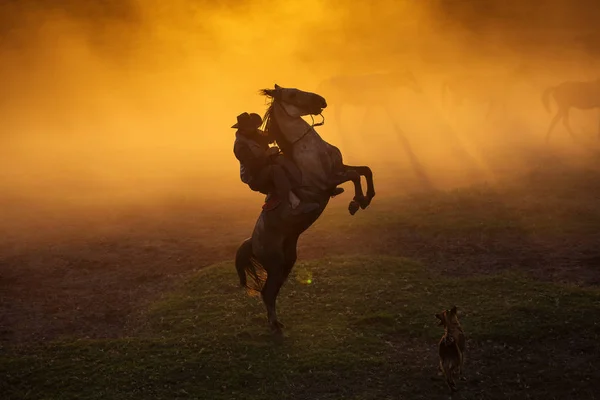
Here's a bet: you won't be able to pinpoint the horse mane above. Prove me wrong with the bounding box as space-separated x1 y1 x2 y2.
259 88 293 153
259 88 277 128
260 91 274 128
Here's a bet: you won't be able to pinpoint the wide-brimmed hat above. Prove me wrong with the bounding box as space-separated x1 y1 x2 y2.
231 112 263 130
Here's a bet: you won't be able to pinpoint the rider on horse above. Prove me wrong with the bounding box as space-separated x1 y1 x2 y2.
232 112 320 214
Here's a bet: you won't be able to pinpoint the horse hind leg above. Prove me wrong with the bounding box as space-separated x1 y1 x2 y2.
282 236 298 279
261 267 286 334
562 108 578 142
545 109 563 143
258 248 287 335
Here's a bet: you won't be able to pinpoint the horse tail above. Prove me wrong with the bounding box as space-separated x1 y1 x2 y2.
542 86 556 113
235 237 267 296
235 238 252 288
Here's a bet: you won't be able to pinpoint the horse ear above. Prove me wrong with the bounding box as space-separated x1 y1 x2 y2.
274 84 281 90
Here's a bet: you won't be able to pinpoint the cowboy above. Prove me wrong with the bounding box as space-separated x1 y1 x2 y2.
232 112 320 214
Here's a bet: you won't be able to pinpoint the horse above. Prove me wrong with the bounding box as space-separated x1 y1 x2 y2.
542 78 600 143
235 84 376 335
315 70 422 150
441 63 532 121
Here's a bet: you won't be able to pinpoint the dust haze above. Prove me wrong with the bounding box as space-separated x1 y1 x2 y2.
2 0 600 239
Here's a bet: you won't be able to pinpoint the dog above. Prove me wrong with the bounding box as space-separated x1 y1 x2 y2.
435 305 466 392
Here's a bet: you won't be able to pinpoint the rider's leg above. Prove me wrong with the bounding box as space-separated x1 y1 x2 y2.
330 187 345 197
271 165 319 214
270 165 296 207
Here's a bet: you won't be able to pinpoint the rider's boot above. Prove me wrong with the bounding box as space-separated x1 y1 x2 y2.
289 192 320 215
330 187 345 197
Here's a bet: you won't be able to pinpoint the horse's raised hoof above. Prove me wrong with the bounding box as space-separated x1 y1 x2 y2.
354 195 369 210
348 200 360 215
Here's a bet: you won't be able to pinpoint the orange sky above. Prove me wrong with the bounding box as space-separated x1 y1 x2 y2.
1 0 599 213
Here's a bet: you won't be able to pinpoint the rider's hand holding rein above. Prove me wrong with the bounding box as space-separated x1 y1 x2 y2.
266 147 280 158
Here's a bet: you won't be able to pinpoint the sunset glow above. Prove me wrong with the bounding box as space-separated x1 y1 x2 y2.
1 0 599 231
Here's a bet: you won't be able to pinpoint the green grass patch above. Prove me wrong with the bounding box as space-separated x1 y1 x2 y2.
2 256 600 399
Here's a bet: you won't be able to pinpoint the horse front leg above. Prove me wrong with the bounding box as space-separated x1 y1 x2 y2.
331 169 367 215
344 165 375 207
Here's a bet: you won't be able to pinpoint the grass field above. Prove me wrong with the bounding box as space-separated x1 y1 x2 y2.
2 151 600 399
2 256 600 399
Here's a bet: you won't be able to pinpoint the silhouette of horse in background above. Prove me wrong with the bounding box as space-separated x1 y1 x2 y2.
235 84 375 335
316 70 422 140
441 63 532 121
315 69 434 188
542 78 600 143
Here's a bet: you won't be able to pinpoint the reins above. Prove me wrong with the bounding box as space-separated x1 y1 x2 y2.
290 113 325 145
276 101 325 146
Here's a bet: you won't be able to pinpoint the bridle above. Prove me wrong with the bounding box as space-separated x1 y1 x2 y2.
274 95 326 146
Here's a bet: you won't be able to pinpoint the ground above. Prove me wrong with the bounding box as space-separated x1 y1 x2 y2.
1 146 600 399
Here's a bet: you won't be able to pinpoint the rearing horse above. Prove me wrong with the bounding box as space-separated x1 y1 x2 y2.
235 84 375 335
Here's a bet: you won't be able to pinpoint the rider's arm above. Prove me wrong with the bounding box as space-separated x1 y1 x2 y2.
234 142 270 173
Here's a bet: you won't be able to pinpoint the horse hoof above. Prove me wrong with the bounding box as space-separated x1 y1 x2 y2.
355 196 369 210
348 200 360 215
270 320 285 335
270 319 285 329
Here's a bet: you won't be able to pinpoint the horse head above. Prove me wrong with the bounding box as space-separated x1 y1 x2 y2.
261 84 327 118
